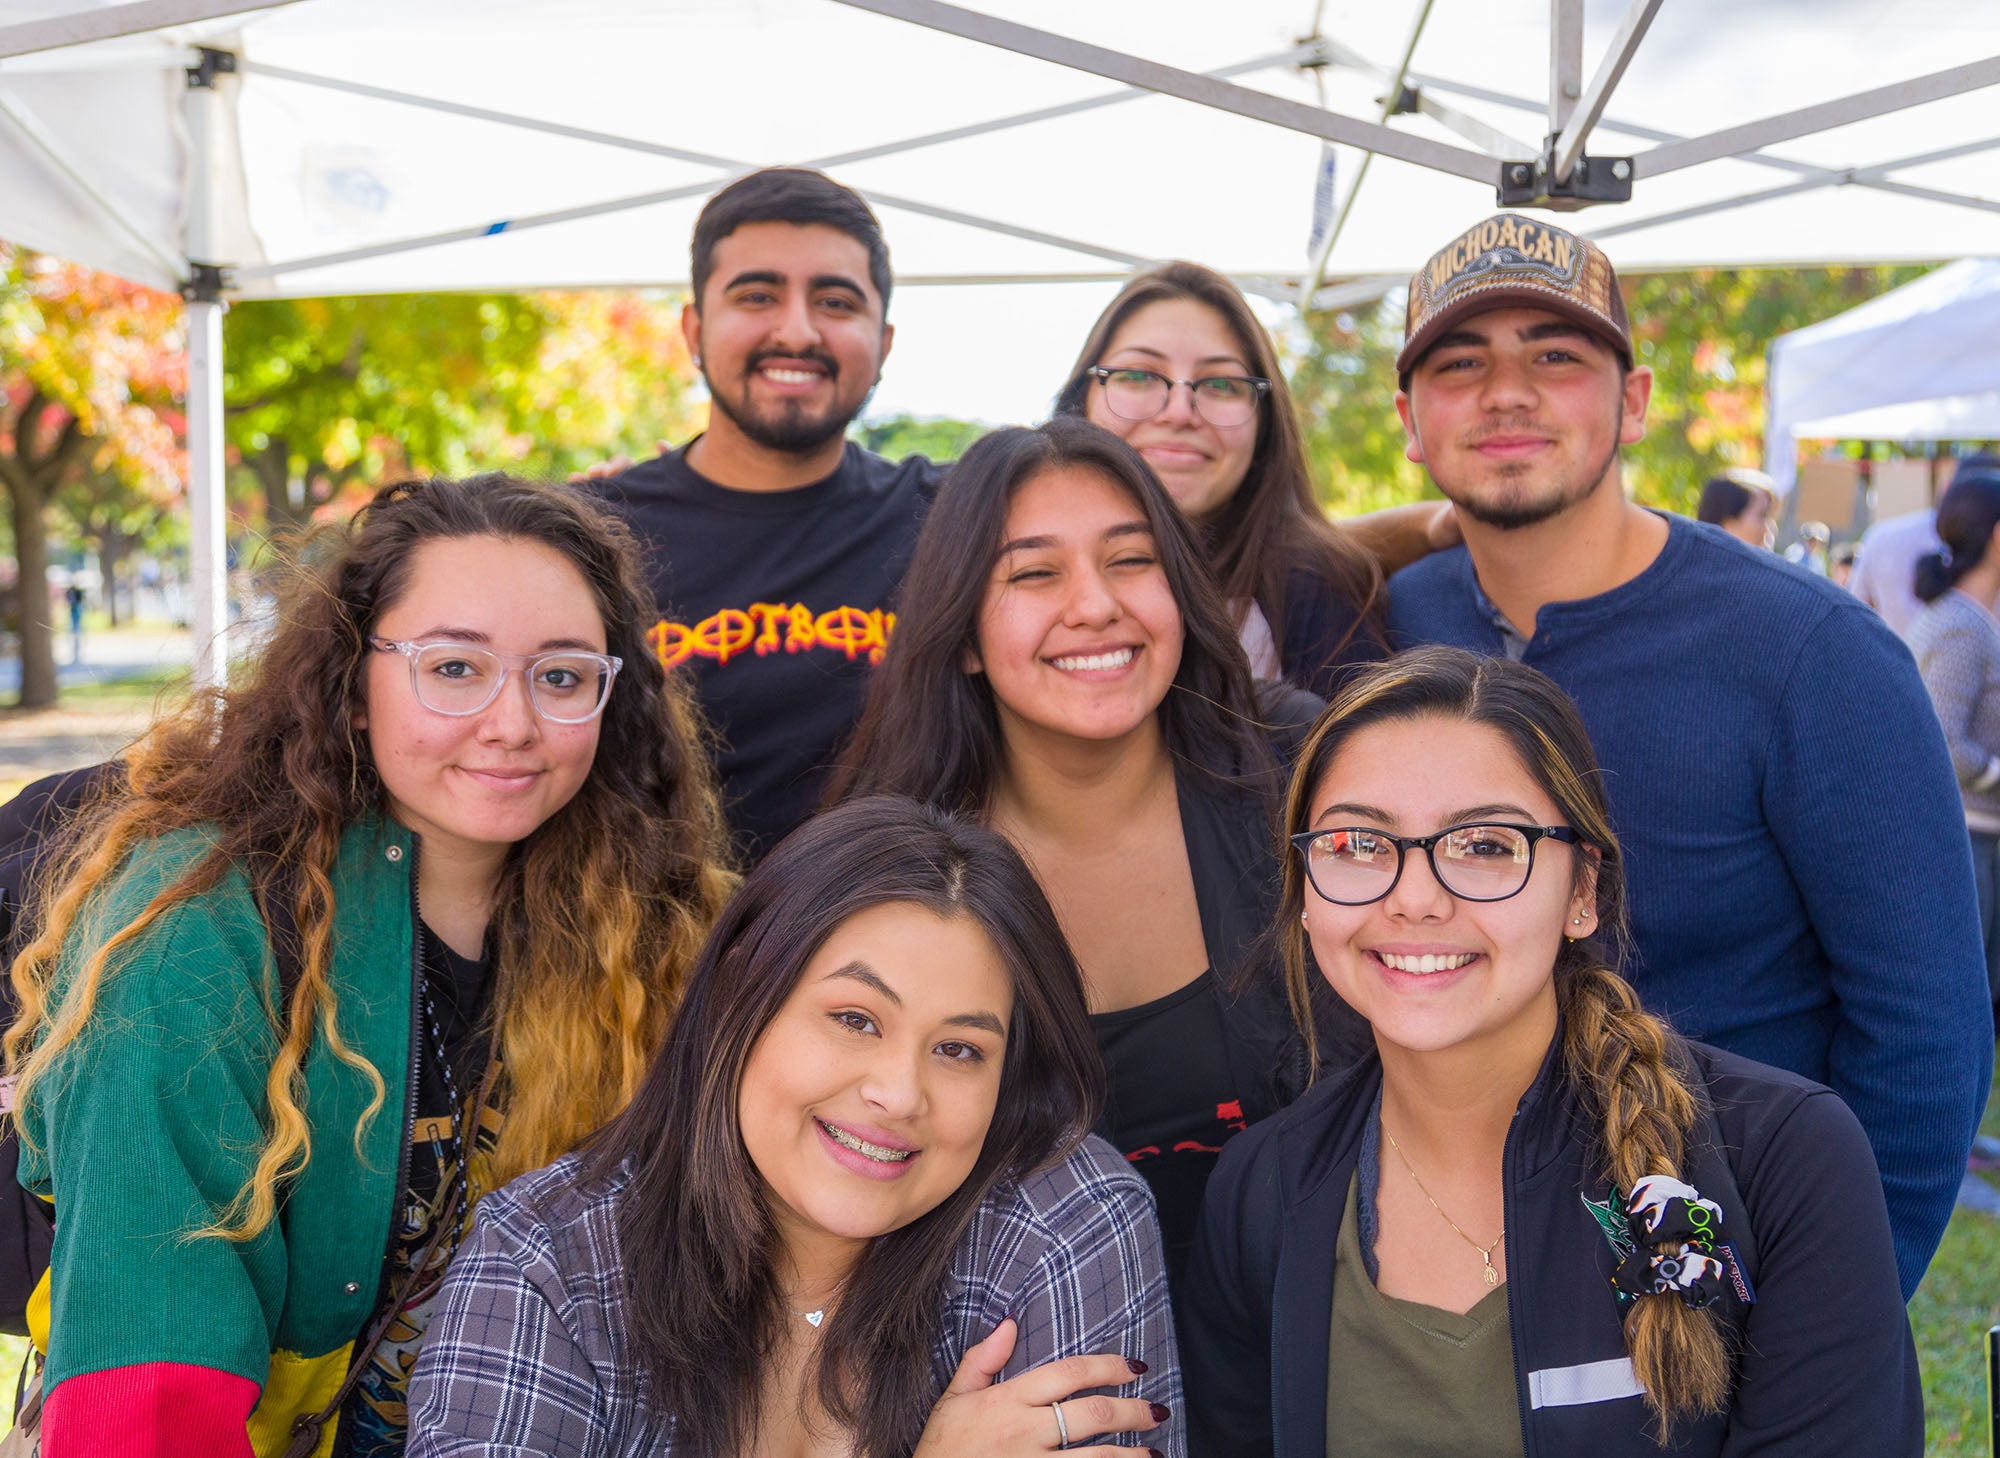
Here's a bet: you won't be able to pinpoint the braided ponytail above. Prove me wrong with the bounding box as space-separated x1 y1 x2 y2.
1559 958 1730 1436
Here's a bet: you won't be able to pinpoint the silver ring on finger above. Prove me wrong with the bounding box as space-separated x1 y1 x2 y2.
1051 1398 1070 1449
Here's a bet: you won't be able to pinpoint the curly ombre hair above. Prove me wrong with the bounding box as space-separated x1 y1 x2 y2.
6 475 734 1239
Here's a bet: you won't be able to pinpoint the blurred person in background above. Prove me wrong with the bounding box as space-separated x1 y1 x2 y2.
1851 453 2000 638
1695 467 1777 549
1907 462 2000 1025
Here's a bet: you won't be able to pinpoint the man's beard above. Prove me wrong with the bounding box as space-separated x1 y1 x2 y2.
1439 420 1623 532
705 348 873 455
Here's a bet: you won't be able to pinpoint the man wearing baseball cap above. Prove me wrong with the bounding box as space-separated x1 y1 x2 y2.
1385 214 1990 1300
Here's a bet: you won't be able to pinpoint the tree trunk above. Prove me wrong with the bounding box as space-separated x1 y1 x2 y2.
9 474 55 708
97 527 124 627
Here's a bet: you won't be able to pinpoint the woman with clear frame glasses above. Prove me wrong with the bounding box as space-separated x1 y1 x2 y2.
1055 263 1453 700
3 475 734 1458
831 417 1337 1289
1180 647 1917 1457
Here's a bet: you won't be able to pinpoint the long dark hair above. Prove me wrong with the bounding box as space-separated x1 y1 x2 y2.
592 795 1104 1458
829 415 1274 814
1055 261 1385 665
1916 463 2000 602
1277 648 1729 1435
9 475 735 1235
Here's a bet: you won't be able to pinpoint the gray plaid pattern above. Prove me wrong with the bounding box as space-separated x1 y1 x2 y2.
407 1135 1184 1456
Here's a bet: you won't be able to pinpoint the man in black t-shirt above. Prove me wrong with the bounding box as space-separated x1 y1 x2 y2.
587 169 941 858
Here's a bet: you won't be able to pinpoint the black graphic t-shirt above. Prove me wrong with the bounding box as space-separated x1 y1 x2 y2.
340 924 498 1457
1090 973 1246 1287
587 442 941 860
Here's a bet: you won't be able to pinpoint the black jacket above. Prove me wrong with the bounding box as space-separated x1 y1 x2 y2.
1181 1033 1920 1457
1175 682 1333 1125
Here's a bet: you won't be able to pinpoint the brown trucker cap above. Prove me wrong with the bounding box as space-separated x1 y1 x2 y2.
1397 214 1632 374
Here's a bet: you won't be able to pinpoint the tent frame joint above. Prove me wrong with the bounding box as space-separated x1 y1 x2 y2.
1498 140 1633 210
186 45 235 89
182 261 228 303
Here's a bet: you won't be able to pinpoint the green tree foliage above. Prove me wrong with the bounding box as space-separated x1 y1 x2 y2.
1621 265 1931 515
224 290 698 536
852 414 990 465
1287 264 1937 519
1287 296 1437 519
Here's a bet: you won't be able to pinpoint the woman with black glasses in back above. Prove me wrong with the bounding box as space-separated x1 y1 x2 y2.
1055 262 1411 699
1182 648 1916 1457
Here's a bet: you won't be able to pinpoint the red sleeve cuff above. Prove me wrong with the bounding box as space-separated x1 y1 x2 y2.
43 1361 259 1458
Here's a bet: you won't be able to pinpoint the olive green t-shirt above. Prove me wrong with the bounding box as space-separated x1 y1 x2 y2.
1325 1172 1526 1458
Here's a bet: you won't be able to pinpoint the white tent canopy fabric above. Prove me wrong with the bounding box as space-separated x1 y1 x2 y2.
1765 257 2000 495
1 0 1996 298
1 0 1998 678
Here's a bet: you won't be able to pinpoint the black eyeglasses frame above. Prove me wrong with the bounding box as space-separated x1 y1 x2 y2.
1289 822 1587 906
1084 365 1271 426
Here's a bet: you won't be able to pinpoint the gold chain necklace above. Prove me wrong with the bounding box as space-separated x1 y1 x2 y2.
1384 1127 1505 1286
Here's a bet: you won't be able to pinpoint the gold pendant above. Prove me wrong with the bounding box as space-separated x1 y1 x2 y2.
1483 1264 1498 1287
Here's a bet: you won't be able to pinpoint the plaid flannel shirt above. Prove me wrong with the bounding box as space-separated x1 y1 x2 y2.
407 1135 1184 1456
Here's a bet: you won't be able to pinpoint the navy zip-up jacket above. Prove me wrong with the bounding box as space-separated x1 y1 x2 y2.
1180 1034 1920 1457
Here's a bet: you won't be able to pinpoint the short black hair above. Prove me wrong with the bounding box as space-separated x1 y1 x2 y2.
689 168 892 311
1696 473 1770 525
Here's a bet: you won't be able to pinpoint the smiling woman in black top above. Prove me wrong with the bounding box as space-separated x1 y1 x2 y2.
831 417 1328 1282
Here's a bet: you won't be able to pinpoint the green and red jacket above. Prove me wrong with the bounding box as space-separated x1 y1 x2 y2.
18 816 423 1458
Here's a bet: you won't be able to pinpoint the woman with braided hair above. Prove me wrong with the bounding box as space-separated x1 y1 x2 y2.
1180 647 1916 1456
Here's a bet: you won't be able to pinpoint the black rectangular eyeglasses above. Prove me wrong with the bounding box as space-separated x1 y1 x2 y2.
1290 822 1585 905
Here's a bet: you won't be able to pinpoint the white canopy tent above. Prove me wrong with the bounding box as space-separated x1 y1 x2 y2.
1 0 1998 680
1766 257 2000 496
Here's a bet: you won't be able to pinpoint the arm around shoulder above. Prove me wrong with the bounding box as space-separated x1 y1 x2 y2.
971 1138 1184 1453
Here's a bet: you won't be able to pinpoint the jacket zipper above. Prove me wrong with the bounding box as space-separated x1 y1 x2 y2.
1501 1104 1535 1458
337 835 424 1458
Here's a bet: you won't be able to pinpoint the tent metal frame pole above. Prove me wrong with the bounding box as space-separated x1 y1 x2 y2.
230 168 1146 286
0 92 187 280
1550 0 1664 182
236 44 1341 287
1634 53 2000 178
1549 0 1582 135
243 41 1317 179
1296 0 1436 308
1589 134 2000 239
828 0 1498 184
1404 69 2000 215
182 58 229 688
1315 42 1533 157
0 0 298 61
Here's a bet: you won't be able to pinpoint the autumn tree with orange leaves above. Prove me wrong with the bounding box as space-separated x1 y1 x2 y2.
0 248 184 707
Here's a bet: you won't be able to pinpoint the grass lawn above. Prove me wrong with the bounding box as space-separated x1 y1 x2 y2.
1914 1063 2000 1457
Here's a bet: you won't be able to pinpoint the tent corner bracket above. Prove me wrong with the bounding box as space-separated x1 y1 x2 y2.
1498 141 1632 210
182 262 229 303
186 47 237 90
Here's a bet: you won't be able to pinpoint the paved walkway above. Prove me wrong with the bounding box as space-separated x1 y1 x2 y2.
0 629 193 786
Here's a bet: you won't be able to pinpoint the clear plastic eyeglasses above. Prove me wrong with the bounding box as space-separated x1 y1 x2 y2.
368 637 622 724
1085 366 1271 428
1290 822 1585 905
